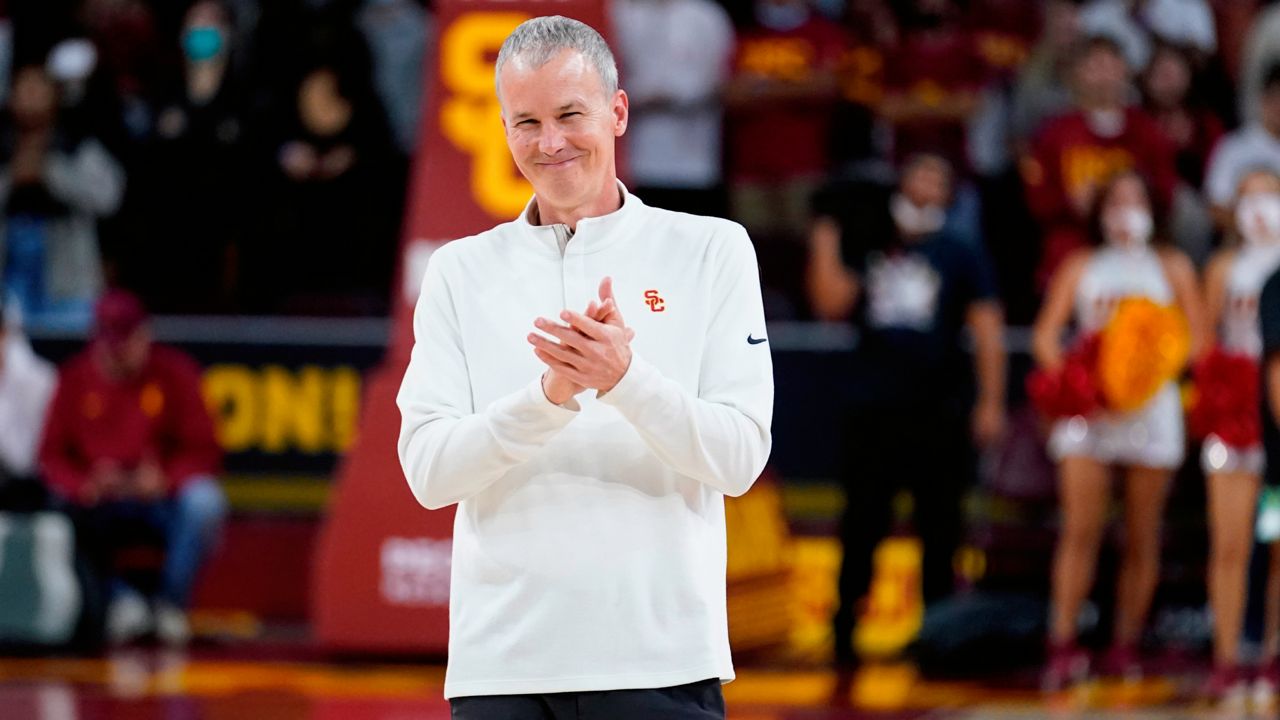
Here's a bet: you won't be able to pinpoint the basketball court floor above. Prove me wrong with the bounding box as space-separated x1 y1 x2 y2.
0 651 1257 719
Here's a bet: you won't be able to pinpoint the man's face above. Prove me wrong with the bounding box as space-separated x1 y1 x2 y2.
100 326 152 379
499 50 627 212
1073 45 1129 107
901 163 950 209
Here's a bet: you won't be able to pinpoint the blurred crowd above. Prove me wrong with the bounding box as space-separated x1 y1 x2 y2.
0 0 423 321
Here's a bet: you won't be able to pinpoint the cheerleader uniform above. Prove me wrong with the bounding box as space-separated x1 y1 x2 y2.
1049 245 1185 469
1202 243 1280 474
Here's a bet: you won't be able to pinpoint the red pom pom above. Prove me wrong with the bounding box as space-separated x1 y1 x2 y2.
1187 348 1260 447
1027 334 1104 420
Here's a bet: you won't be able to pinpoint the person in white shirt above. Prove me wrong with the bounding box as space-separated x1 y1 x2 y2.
0 299 56 485
612 0 734 217
396 15 773 719
1205 64 1280 227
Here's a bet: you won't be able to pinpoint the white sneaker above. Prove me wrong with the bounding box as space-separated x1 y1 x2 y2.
106 593 152 645
154 602 191 647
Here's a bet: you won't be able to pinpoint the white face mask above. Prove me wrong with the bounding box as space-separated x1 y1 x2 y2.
1236 192 1280 246
891 193 945 237
1085 109 1125 139
1107 206 1152 250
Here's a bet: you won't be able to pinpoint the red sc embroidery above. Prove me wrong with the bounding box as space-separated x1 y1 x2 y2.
644 290 665 312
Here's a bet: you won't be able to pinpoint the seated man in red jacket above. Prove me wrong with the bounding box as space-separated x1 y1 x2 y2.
39 289 226 646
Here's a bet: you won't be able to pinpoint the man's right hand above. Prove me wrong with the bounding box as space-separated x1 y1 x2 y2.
82 460 126 505
538 277 633 406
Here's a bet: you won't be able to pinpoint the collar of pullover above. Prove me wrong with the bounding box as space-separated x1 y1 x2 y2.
517 181 638 257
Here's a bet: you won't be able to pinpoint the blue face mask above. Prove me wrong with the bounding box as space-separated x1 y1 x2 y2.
182 27 224 62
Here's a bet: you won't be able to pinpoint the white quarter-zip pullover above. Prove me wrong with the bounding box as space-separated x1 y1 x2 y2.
397 186 774 699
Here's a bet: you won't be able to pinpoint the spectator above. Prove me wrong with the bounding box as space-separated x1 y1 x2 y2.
1140 42 1222 191
1139 41 1221 261
1205 64 1280 229
724 0 846 240
356 0 428 156
243 64 402 314
0 64 123 324
79 0 167 142
1079 0 1216 72
613 0 734 218
1012 0 1083 147
38 289 226 646
1240 1 1280 127
0 297 55 486
808 153 1007 667
879 0 984 172
1023 35 1177 290
125 0 249 313
1032 171 1204 689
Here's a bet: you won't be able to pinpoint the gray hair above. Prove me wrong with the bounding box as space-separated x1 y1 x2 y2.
495 16 619 100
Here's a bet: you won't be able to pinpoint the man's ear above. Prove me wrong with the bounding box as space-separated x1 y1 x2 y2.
612 89 629 137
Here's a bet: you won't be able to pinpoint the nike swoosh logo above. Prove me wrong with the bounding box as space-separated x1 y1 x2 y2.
747 335 768 345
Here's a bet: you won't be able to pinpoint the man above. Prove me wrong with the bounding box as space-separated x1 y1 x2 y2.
807 154 1007 667
1023 34 1178 288
0 298 56 489
39 289 226 645
1206 64 1280 229
396 16 773 719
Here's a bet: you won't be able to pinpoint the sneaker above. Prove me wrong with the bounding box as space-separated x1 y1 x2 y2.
1099 644 1143 682
106 592 152 645
1253 661 1280 711
154 602 191 647
1206 664 1248 710
1042 642 1090 692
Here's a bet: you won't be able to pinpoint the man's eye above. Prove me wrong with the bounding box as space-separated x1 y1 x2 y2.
560 112 581 119
517 119 538 127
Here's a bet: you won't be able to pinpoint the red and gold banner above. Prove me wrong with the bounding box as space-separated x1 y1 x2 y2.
312 0 609 652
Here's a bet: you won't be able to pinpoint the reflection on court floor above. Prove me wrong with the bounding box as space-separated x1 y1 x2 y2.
0 652 1261 720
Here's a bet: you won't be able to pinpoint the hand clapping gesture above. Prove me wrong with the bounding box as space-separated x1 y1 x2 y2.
529 277 635 405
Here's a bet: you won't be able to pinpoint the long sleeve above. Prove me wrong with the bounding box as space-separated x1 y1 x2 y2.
396 245 580 510
44 139 125 217
161 355 224 489
1024 121 1071 227
0 340 56 478
37 371 87 499
600 225 773 496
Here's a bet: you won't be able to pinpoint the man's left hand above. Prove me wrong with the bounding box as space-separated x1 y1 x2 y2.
529 308 633 394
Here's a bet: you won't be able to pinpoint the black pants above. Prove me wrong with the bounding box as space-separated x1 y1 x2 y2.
833 404 973 663
450 678 725 719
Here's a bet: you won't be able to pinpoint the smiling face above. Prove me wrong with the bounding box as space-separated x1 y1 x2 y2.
498 49 628 221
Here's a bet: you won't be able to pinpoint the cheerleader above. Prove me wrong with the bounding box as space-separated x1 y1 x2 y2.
1032 170 1205 690
1197 169 1280 703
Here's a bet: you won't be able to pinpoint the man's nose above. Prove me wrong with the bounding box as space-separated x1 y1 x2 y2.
538 123 567 156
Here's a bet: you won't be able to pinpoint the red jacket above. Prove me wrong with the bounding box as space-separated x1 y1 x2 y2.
38 344 222 501
1023 107 1178 286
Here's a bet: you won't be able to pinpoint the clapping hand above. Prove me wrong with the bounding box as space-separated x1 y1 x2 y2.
531 277 635 404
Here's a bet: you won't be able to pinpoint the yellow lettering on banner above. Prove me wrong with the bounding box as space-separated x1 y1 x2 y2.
330 366 361 451
201 365 364 455
440 12 533 218
203 365 257 452
262 366 325 453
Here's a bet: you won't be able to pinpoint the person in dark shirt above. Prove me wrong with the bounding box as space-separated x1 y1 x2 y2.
807 153 1008 666
1255 265 1280 699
